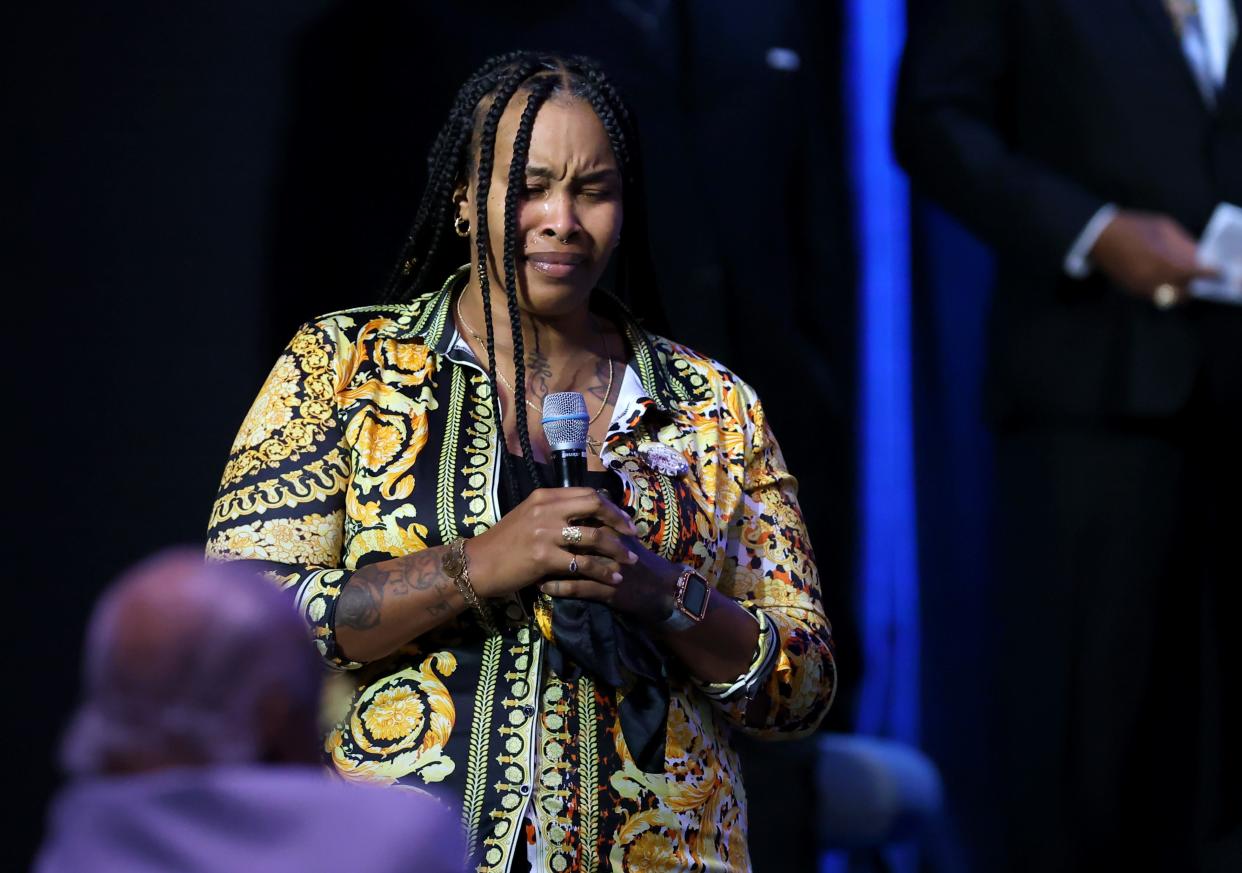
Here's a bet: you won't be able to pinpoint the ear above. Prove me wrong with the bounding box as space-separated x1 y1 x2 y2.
452 179 471 222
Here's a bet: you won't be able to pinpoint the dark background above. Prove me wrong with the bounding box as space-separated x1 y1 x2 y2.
10 2 997 871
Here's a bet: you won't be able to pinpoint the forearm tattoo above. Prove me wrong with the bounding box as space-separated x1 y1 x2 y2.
336 548 456 631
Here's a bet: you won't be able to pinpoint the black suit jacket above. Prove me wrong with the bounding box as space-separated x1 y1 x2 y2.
895 0 1242 424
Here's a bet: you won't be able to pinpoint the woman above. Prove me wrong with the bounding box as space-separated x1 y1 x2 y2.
207 51 835 873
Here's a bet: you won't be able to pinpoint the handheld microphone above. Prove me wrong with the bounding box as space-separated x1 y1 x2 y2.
541 392 589 488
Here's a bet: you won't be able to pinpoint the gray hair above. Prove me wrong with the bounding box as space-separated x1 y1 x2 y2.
60 548 322 775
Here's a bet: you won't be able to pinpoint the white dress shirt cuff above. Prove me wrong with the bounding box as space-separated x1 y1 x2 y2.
1064 204 1119 279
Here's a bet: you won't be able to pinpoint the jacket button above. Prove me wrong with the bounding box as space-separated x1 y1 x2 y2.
519 784 531 796
522 704 536 717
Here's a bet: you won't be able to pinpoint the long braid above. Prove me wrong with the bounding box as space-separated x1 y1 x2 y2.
572 65 670 364
381 54 534 302
380 108 471 300
588 81 665 332
470 61 543 503
500 76 557 488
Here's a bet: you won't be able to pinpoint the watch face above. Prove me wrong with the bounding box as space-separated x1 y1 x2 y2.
679 574 709 620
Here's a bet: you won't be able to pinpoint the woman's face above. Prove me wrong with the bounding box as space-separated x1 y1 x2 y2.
462 95 623 317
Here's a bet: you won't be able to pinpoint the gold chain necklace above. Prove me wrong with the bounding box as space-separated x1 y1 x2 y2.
454 292 616 434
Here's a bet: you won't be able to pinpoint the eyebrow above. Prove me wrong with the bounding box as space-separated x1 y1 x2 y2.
525 165 620 185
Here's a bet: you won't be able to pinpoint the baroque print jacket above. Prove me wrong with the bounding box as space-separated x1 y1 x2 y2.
206 273 836 873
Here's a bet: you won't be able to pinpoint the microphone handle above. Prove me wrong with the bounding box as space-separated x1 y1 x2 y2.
550 449 587 488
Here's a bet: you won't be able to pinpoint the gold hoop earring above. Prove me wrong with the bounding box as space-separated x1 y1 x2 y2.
454 216 470 238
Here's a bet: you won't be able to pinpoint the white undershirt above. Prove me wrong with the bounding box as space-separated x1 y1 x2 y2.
1201 0 1238 88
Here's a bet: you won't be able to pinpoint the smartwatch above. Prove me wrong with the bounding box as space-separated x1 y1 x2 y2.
659 566 711 631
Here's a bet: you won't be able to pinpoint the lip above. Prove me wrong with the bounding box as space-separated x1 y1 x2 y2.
525 251 587 265
524 250 587 278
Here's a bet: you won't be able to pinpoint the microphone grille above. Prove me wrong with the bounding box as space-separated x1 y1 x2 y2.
541 392 589 451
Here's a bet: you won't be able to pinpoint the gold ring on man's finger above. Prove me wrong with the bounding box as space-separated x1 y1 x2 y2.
1153 283 1178 309
561 525 583 545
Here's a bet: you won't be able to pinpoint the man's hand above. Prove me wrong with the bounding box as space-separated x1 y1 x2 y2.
1090 210 1217 305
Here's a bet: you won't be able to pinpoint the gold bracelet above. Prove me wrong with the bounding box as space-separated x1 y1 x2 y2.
442 537 494 634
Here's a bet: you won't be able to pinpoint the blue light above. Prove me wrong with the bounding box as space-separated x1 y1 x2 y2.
847 0 919 750
828 5 921 870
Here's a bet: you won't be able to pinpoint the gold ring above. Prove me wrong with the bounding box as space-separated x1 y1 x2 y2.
561 525 583 545
568 556 579 575
1153 283 1178 309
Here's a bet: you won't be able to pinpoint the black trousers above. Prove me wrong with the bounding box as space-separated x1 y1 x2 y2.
991 399 1240 872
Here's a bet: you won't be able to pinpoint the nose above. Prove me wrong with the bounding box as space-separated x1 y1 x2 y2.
537 191 581 243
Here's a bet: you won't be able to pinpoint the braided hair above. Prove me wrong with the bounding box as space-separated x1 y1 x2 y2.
381 51 665 497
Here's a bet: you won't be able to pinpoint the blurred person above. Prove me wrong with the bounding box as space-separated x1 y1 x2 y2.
895 2 1241 872
207 51 836 873
34 549 463 873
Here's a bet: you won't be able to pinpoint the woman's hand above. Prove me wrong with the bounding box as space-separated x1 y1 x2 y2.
534 490 762 685
540 537 678 623
536 491 679 624
467 487 638 598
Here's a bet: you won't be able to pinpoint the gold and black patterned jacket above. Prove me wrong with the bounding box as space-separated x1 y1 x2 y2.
206 272 836 873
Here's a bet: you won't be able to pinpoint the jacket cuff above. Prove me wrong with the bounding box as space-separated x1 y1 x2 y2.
294 569 364 670
1063 203 1119 278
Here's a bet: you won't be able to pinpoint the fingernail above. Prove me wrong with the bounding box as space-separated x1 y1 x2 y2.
611 572 623 584
626 551 638 564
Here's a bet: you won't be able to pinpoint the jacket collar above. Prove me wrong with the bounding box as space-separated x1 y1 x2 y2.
1129 0 1234 111
407 265 686 415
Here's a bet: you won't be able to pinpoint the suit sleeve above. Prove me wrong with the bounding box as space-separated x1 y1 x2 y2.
892 0 1105 270
710 385 837 739
205 320 363 670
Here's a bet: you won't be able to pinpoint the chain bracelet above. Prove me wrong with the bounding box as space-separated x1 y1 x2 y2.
443 537 495 635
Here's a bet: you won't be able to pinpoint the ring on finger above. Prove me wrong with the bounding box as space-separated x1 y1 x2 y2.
561 525 583 545
1153 283 1178 310
568 556 579 575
